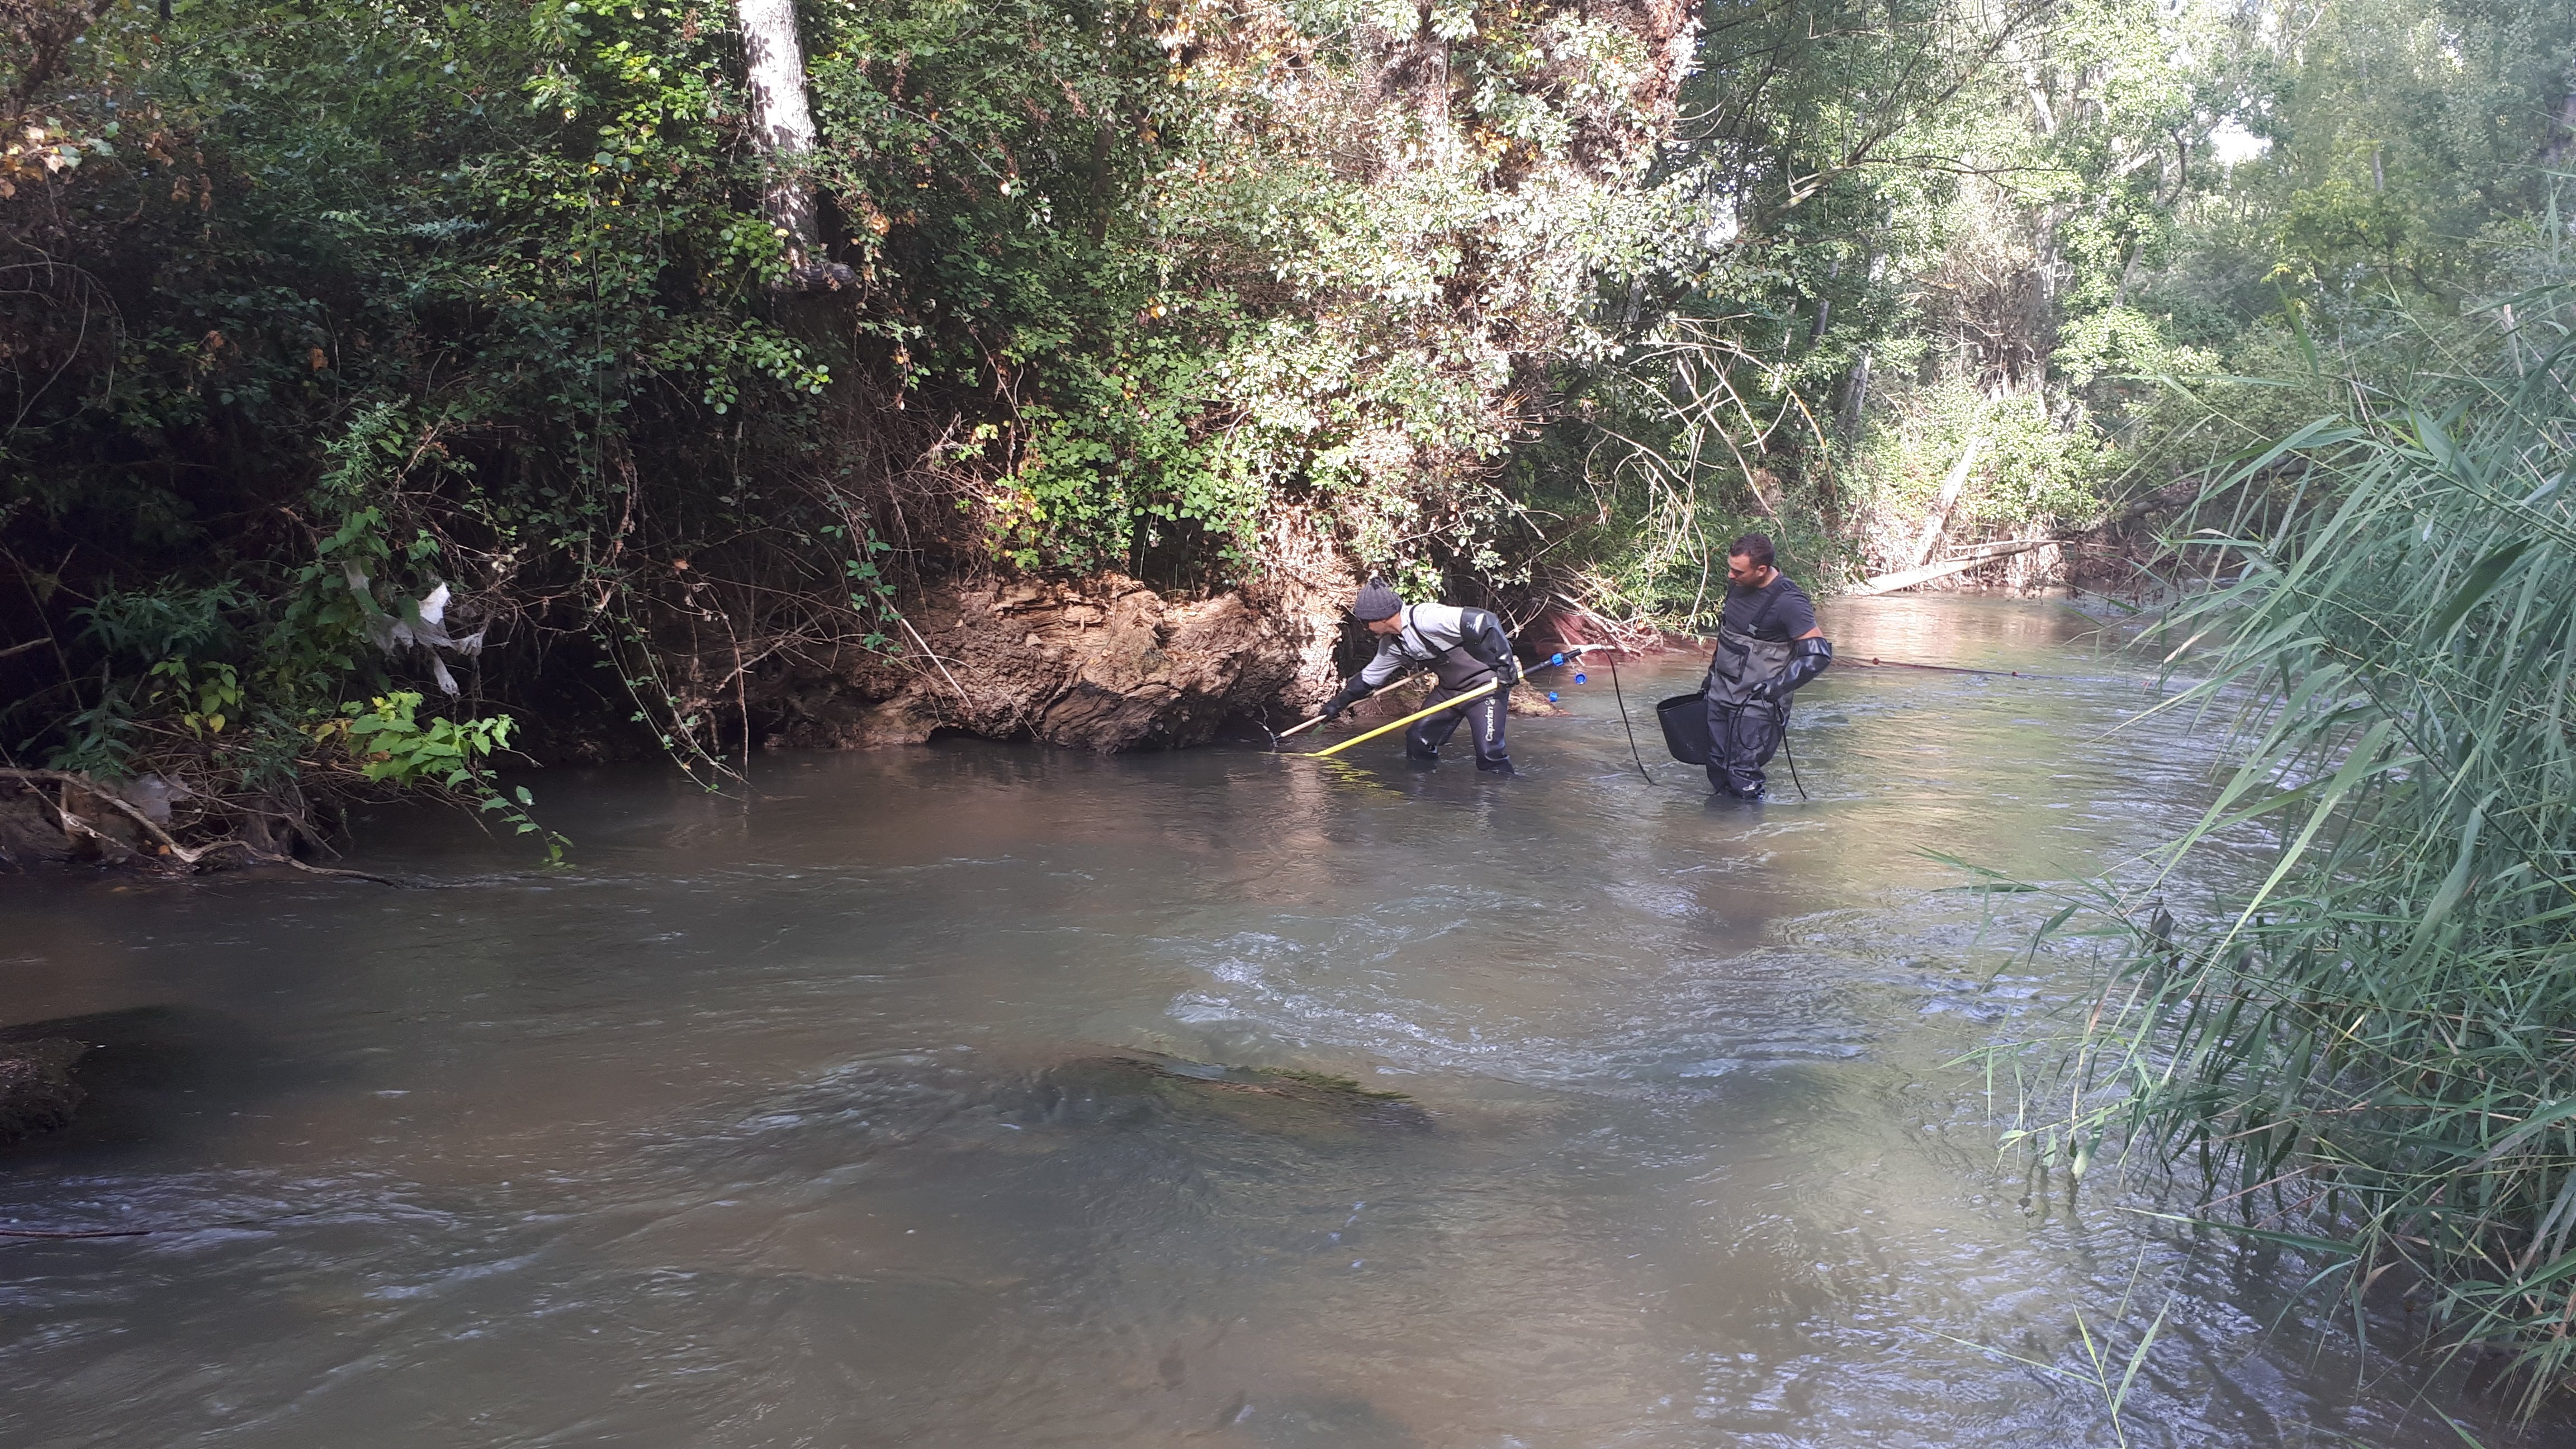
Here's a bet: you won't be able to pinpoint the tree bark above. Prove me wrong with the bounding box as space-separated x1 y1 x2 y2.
1838 349 1871 438
732 0 849 288
1906 432 1981 570
2546 92 2576 165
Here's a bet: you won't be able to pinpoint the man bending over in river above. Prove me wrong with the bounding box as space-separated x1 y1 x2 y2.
1702 533 1832 799
1318 580 1522 774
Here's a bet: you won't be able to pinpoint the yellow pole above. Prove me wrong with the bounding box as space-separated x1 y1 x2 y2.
1272 674 1421 742
1312 678 1500 759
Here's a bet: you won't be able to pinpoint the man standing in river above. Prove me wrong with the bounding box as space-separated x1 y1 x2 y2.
1317 580 1522 774
1702 533 1831 799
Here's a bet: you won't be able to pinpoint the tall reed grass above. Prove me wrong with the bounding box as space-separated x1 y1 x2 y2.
2000 281 2576 1412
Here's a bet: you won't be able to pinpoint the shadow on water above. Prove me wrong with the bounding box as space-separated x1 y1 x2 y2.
0 596 2565 1447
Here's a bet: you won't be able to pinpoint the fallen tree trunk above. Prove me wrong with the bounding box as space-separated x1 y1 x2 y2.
1905 433 1982 570
1850 537 2061 595
1853 478 2204 596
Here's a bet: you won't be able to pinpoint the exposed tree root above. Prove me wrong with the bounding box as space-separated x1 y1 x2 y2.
0 769 400 883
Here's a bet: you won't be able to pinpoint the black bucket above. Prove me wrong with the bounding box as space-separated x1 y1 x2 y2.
1656 693 1710 766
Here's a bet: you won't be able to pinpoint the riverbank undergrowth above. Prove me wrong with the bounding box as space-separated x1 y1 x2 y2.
1984 274 2576 1413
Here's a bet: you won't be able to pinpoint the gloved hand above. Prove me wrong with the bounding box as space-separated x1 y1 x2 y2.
1491 655 1522 687
1319 680 1369 719
1758 637 1832 701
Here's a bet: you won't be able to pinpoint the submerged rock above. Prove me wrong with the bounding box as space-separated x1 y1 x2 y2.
0 1039 89 1143
1015 1054 1433 1135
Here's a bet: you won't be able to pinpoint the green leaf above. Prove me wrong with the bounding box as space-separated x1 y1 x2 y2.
2426 539 2532 640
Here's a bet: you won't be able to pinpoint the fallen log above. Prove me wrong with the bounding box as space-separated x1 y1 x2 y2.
1852 479 2204 596
1849 537 2066 595
1905 433 1983 570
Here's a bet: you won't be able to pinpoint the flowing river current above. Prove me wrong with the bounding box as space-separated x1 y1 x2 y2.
1 596 2555 1447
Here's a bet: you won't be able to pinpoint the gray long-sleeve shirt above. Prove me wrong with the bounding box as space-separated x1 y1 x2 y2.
1356 603 1516 686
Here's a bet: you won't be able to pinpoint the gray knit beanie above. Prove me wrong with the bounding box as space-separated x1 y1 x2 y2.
1352 579 1401 622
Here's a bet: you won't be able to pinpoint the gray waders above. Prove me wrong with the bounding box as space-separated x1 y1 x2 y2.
1702 627 1790 798
1409 644 1512 773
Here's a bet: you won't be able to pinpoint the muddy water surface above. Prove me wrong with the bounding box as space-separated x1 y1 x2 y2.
1 596 2550 1447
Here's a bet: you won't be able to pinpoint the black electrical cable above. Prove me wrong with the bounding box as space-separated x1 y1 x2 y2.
1775 699 1808 800
1603 650 1653 783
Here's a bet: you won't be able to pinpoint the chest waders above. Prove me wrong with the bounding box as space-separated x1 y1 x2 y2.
1700 599 1794 799
1397 613 1513 773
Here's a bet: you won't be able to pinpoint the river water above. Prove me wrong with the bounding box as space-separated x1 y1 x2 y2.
0 596 2552 1447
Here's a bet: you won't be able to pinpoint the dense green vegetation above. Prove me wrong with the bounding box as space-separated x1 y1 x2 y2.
3 0 1710 833
7 0 2562 815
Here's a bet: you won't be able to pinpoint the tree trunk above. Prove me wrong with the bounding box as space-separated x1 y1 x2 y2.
733 0 849 288
1906 433 1981 570
1838 349 1871 438
1089 121 1112 245
1855 537 2048 596
2545 92 2576 165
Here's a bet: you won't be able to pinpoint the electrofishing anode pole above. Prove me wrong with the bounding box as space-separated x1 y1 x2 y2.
1269 675 1423 745
1307 645 1610 760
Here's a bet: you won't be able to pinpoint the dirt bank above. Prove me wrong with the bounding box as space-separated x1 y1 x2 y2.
760 564 1351 752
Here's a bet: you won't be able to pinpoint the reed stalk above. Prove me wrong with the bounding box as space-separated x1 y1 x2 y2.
1987 273 2576 1413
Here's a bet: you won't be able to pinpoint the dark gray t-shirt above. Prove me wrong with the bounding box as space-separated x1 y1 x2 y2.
1719 574 1817 642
